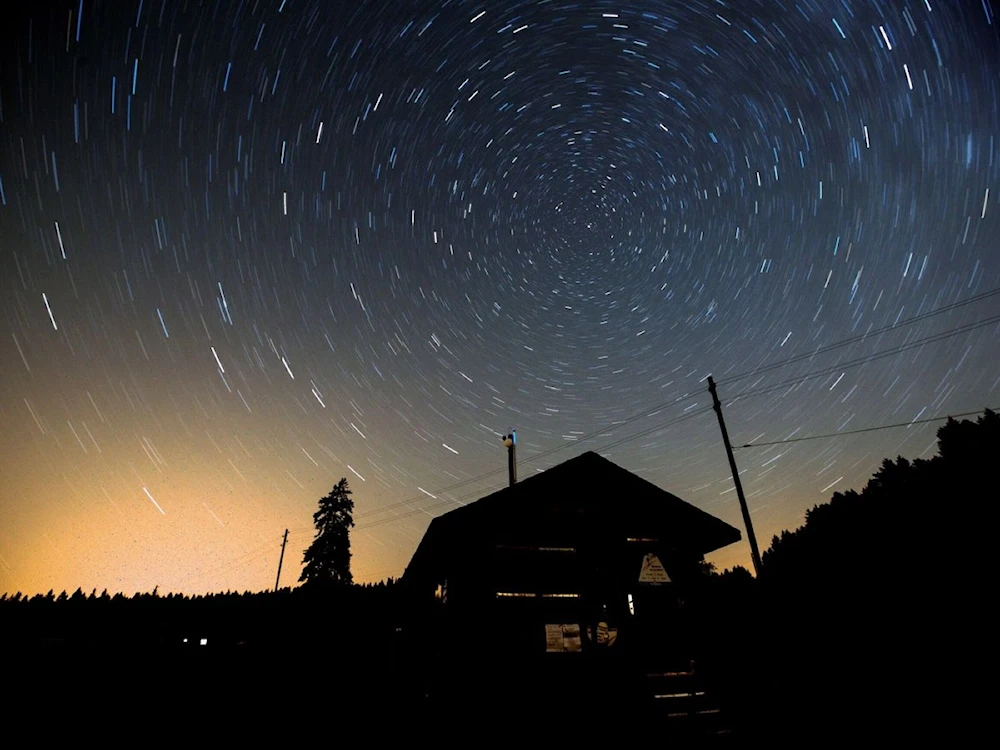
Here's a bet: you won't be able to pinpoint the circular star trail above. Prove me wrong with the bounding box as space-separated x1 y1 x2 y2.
1 1 998 594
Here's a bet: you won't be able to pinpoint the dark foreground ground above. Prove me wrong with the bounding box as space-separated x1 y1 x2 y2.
4 564 988 743
9 596 982 745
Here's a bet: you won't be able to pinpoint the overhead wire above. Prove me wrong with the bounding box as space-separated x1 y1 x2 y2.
351 390 707 521
723 313 1000 406
175 539 279 591
280 304 1000 552
716 286 1000 388
354 406 717 531
343 313 999 531
292 293 1000 532
732 407 998 450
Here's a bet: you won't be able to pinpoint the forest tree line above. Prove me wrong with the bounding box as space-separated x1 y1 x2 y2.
2 410 994 657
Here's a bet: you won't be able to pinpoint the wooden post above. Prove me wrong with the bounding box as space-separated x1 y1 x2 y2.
274 528 289 591
707 377 763 577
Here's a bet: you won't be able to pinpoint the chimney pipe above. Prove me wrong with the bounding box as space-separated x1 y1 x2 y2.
503 429 517 486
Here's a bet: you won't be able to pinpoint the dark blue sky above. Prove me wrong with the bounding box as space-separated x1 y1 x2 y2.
1 0 997 594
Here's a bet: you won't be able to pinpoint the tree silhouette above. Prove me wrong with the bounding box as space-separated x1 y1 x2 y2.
760 408 998 590
300 478 355 588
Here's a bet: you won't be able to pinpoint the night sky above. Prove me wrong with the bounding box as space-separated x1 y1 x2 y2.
1 0 998 596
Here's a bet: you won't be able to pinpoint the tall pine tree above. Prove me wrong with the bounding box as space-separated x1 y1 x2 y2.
300 478 355 588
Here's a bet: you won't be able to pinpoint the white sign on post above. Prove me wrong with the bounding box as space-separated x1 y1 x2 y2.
639 553 671 584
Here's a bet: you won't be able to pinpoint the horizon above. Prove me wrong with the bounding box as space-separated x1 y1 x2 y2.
2 407 993 598
1 1 998 597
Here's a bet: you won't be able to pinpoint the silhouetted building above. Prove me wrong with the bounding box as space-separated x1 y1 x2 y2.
402 451 741 706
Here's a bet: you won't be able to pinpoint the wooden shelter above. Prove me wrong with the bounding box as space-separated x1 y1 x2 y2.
402 451 741 705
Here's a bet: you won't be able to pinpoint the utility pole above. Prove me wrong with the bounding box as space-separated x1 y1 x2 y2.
503 429 518 486
274 528 289 592
707 377 763 577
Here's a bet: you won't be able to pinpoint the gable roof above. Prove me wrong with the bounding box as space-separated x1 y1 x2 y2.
404 451 741 581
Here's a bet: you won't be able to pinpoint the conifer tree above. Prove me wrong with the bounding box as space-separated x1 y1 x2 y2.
300 478 355 587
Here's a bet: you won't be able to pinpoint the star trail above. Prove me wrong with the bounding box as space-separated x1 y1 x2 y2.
1 0 998 595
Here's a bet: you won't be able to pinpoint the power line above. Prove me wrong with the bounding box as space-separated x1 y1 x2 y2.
354 406 717 532
268 295 1000 587
174 535 281 590
577 406 715 455
358 407 710 529
733 407 997 450
726 314 1000 406
190 409 734 583
355 306 1000 527
326 404 1000 577
349 315 998 532
307 314 999 535
352 392 706 521
285 307 1000 545
575 319 999 461
356 481 508 531
352 463 516 520
191 292 1000 589
178 548 274 592
717 286 1000 388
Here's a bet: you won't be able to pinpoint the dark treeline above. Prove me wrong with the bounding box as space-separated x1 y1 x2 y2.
2 579 410 718
691 409 996 741
0 580 400 650
3 411 994 734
